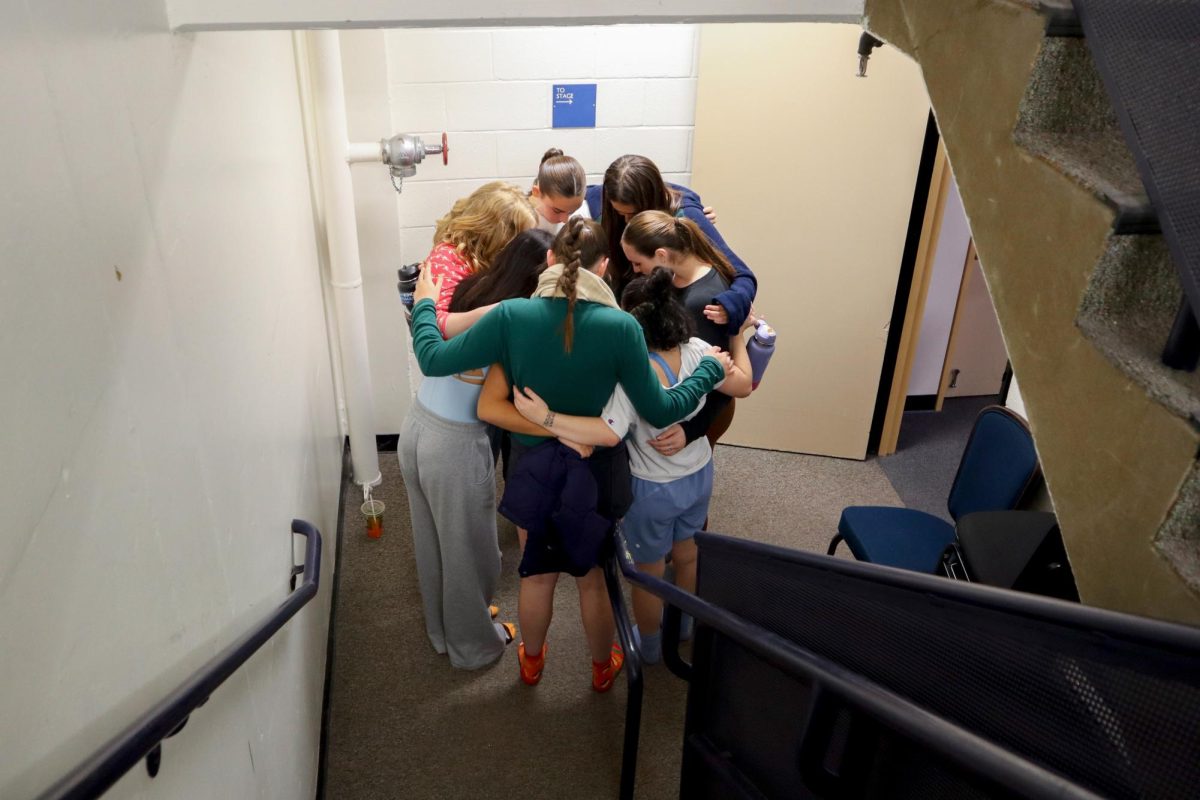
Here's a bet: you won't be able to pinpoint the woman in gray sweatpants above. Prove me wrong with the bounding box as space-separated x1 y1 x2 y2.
398 225 553 669
400 397 506 668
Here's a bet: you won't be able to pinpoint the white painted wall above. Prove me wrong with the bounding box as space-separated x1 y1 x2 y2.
1007 373 1028 419
909 177 971 396
166 0 865 31
349 25 705 430
0 5 341 798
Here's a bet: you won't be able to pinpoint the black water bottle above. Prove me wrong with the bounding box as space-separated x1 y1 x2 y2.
397 262 422 324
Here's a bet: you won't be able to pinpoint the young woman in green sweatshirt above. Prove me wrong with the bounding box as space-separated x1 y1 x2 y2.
410 218 729 691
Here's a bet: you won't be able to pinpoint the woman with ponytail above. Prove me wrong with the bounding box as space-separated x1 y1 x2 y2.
529 148 587 234
586 154 756 331
622 210 746 452
506 267 753 664
408 216 731 691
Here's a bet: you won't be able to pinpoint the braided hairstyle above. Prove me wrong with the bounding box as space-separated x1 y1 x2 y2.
621 210 736 283
550 216 609 352
621 267 695 352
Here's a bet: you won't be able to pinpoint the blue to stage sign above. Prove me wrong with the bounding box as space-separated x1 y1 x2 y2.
552 84 597 128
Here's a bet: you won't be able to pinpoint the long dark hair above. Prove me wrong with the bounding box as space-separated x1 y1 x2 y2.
450 228 554 311
601 154 681 297
551 217 609 353
621 267 695 352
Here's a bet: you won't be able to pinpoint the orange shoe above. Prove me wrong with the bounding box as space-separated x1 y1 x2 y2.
518 641 546 686
592 643 625 693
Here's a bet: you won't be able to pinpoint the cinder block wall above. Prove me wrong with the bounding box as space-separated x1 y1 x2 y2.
385 24 701 270
347 25 704 429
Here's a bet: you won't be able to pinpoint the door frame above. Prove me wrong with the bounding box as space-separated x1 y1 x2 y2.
875 137 951 456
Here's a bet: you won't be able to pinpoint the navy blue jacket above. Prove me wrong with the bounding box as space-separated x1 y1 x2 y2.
499 440 612 577
585 182 757 334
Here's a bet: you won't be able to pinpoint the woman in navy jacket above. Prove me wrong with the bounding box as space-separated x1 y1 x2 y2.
588 154 758 454
586 154 757 334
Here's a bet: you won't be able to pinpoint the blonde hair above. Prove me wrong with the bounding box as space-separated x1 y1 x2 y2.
620 210 736 284
550 217 609 353
433 182 538 272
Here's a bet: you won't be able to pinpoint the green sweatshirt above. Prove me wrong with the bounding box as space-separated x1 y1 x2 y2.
410 296 724 445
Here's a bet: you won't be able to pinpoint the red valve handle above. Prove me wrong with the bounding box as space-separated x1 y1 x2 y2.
441 132 449 165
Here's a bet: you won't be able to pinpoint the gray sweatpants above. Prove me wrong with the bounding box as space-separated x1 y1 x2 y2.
398 400 506 669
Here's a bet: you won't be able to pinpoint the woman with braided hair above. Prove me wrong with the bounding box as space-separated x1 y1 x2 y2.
409 216 732 691
506 267 754 664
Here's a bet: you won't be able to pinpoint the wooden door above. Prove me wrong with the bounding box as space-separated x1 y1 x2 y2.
691 23 931 458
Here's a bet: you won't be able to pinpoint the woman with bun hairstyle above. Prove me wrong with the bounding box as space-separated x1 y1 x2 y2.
586 154 756 332
398 228 554 671
529 148 587 233
408 217 731 691
423 181 538 338
507 267 753 664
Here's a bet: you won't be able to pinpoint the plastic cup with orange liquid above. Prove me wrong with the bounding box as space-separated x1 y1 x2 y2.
362 498 385 539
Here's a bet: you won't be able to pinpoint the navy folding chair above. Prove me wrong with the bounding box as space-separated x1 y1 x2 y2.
828 406 1040 573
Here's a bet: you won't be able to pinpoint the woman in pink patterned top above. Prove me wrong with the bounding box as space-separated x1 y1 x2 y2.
400 182 536 670
425 182 538 338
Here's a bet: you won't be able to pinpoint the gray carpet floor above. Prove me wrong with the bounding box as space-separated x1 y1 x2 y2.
321 443 902 799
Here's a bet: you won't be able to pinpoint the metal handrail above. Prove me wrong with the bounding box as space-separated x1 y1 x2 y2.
601 550 643 800
35 519 323 800
606 526 1103 800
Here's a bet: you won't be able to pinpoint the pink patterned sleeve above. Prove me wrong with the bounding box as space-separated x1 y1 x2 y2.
425 243 472 338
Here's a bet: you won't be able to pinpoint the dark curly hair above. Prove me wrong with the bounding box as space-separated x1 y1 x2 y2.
620 267 694 353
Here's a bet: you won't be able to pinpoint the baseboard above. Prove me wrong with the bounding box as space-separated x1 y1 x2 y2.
315 441 352 799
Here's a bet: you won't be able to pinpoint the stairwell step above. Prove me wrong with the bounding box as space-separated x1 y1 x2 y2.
1014 130 1157 232
1037 1 1082 38
1014 36 1157 233
1077 234 1200 422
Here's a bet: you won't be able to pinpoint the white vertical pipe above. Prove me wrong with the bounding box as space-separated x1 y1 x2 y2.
292 32 349 439
308 30 381 488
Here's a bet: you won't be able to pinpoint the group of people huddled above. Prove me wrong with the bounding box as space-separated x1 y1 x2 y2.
399 149 758 692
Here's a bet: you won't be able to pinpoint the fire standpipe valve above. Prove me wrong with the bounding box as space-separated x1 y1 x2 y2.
381 132 448 193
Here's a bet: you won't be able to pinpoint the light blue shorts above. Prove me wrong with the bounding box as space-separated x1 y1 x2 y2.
623 460 714 564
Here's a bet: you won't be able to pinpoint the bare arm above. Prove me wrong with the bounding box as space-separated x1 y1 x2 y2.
443 303 499 338
513 388 621 447
477 366 550 437
718 333 753 398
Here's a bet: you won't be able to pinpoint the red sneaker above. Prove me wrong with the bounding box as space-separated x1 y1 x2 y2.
518 641 546 686
592 643 625 693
